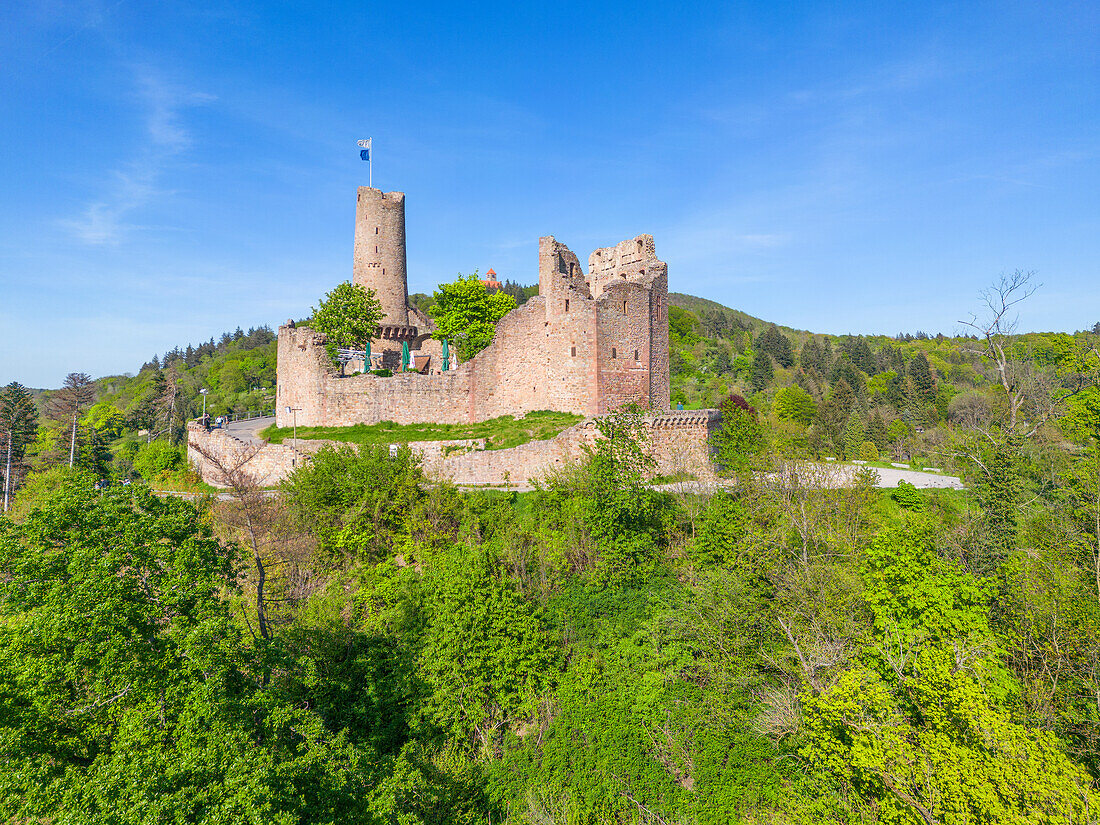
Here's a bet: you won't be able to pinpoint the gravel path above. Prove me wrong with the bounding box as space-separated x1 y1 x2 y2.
652 463 964 494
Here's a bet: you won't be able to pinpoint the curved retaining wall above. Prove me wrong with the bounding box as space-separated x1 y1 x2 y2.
188 410 720 489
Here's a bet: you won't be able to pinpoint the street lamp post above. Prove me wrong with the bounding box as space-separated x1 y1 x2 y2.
200 389 209 426
285 406 300 465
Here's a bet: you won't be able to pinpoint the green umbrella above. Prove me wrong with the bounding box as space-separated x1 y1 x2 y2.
364 340 371 371
401 340 410 371
441 338 449 371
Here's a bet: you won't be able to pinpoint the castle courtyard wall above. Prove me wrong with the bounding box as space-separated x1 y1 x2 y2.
186 423 309 487
188 411 719 489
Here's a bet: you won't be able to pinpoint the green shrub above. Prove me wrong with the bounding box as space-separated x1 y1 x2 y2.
858 441 879 462
372 369 393 377
891 480 925 510
132 440 185 481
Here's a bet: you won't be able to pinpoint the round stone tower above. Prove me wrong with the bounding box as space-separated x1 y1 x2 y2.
353 187 409 325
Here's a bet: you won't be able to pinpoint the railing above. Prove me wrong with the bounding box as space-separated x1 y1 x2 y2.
225 409 274 423
194 410 274 426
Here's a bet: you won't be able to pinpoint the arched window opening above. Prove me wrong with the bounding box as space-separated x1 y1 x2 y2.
612 347 617 359
634 349 640 360
564 299 570 312
570 346 576 357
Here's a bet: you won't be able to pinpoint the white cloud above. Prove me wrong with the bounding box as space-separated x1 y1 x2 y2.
61 67 214 245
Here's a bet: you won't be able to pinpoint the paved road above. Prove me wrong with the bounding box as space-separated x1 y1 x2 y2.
870 466 964 489
223 416 275 445
653 464 964 494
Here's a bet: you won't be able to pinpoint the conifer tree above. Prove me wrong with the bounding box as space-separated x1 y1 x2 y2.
817 378 855 450
866 412 888 451
750 351 774 392
756 324 794 368
800 337 823 373
0 383 38 499
843 413 867 460
908 351 937 403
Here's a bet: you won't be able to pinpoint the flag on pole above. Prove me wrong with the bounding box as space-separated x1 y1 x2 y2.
358 138 371 161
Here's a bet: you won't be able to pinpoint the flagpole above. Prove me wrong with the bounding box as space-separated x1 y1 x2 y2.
358 138 373 188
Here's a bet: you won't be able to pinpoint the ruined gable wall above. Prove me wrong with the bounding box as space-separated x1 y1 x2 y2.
594 280 656 412
587 234 657 297
646 262 671 410
585 234 670 412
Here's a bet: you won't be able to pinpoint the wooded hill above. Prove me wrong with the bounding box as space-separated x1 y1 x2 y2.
3 276 1100 823
7 281 1100 487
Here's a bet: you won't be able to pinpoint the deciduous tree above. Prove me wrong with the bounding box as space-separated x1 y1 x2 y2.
310 281 385 364
429 274 517 361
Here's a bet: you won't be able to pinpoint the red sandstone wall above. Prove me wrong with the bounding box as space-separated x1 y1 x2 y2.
186 424 308 488
279 233 670 429
193 411 719 489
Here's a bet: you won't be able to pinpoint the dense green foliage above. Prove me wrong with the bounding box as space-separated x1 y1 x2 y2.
6 379 1100 822
428 274 517 361
5 283 1100 822
666 294 1100 469
310 281 385 365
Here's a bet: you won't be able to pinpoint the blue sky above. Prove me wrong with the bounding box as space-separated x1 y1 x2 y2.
1 1 1098 387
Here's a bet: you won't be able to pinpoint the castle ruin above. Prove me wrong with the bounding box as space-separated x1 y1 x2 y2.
275 187 671 428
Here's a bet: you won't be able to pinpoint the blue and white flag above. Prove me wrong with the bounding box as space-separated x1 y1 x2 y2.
358 138 372 161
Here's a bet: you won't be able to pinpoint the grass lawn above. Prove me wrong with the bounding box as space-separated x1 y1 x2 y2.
259 410 584 451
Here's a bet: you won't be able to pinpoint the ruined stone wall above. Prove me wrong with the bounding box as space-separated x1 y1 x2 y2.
646 410 720 481
353 188 408 325
186 423 308 487
280 202 671 428
190 412 719 489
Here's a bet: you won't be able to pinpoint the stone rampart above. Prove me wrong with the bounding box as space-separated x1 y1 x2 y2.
186 423 308 488
188 411 719 489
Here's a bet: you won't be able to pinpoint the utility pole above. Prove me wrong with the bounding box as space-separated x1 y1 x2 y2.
68 413 77 468
3 431 11 513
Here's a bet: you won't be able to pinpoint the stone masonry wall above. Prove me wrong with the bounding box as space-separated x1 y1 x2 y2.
189 412 719 489
186 423 309 487
277 229 671 429
353 188 409 325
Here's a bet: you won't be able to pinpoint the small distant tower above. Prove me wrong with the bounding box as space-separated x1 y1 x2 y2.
353 187 409 325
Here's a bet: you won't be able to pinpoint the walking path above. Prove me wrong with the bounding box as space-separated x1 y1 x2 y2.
223 416 275 445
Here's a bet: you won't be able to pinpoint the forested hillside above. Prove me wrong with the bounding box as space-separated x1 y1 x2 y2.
668 289 1100 469
0 326 277 493
2 278 1100 823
